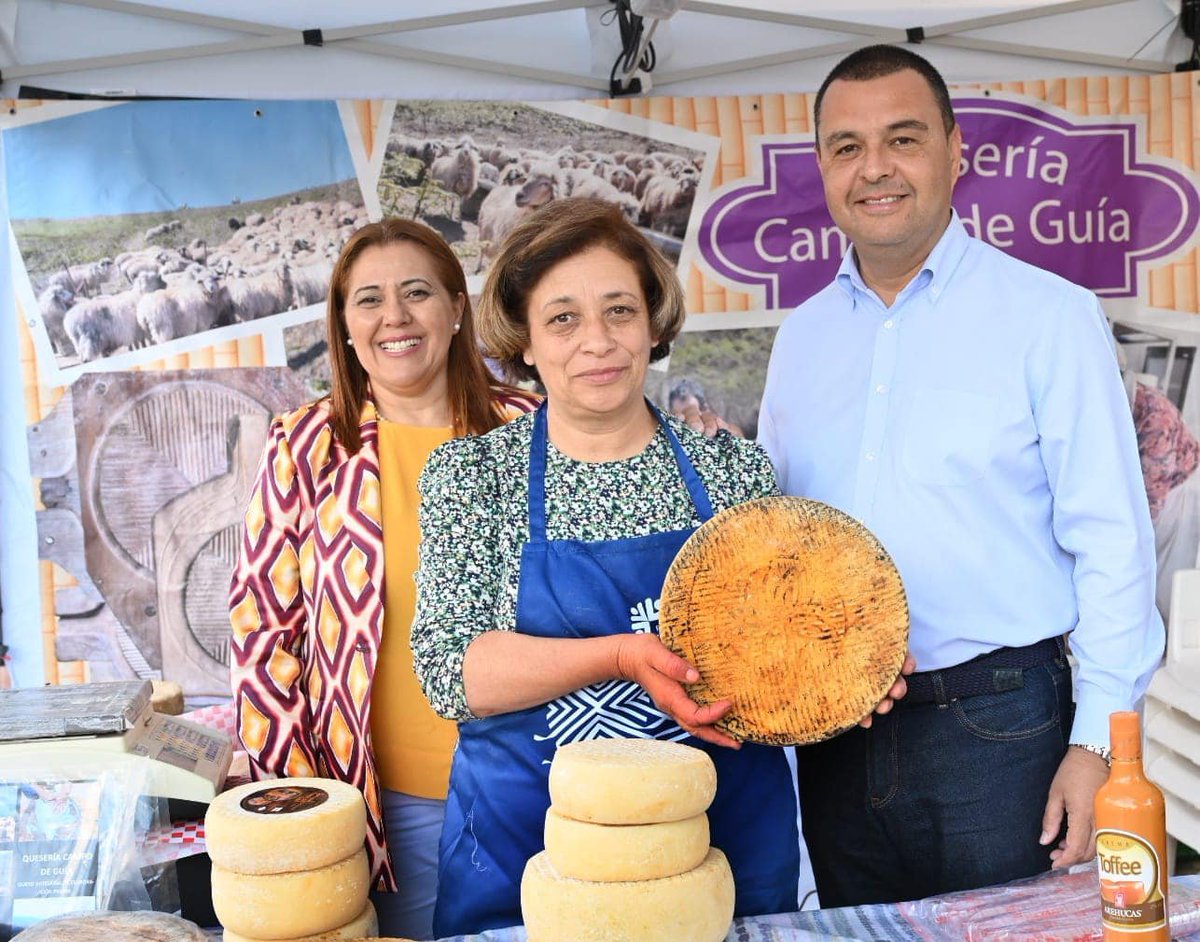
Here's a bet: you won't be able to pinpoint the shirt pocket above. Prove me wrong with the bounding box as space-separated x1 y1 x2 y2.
902 389 1000 486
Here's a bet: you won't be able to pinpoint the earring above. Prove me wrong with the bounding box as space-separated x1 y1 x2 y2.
453 323 461 333
346 337 354 347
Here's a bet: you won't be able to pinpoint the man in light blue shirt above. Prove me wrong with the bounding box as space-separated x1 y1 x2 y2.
758 45 1164 905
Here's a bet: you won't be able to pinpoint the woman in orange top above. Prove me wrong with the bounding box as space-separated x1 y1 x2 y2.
229 219 536 939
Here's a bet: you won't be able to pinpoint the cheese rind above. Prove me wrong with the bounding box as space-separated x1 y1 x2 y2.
217 901 378 942
211 848 370 940
204 776 366 874
543 808 709 881
547 738 717 824
521 847 735 942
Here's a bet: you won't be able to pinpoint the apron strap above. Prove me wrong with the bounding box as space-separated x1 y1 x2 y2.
526 398 716 541
529 402 550 542
653 404 715 523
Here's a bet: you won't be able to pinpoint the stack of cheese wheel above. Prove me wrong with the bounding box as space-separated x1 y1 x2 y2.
521 739 735 942
205 778 377 942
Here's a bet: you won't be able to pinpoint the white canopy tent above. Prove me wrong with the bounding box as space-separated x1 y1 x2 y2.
0 0 1192 689
0 0 1191 102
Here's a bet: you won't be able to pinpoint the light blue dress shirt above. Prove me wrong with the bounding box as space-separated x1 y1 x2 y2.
759 212 1164 747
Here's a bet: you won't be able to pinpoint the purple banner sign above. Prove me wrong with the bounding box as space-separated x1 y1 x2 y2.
699 94 1200 310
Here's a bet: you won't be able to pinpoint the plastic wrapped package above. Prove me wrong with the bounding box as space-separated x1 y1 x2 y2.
0 756 170 940
898 864 1200 942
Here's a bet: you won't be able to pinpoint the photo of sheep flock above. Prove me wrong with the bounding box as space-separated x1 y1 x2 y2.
380 101 708 273
5 99 366 371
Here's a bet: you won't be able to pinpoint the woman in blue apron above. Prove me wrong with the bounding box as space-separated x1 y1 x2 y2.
411 199 907 939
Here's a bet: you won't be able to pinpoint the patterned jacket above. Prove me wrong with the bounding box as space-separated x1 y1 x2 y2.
229 390 538 890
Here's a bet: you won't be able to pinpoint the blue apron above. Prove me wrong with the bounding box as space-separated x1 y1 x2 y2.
433 403 799 937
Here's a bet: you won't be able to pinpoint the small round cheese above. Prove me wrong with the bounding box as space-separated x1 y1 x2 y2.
211 848 370 940
205 776 366 874
544 808 709 881
548 738 717 824
521 847 735 942
218 901 378 942
14 912 208 942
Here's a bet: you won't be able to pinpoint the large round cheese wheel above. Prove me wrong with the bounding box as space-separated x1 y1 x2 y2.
205 776 366 874
521 847 734 942
14 912 208 942
212 848 370 940
548 738 716 824
544 808 709 882
660 496 909 745
219 901 378 942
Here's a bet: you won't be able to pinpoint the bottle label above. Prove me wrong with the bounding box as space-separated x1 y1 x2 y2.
1096 829 1166 931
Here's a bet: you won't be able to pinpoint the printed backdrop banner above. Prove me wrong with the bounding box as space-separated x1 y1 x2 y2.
3 74 1200 693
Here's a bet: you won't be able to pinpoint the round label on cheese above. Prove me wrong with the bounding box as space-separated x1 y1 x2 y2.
548 738 716 825
212 847 370 940
206 776 366 875
544 808 709 882
521 847 734 942
239 784 330 815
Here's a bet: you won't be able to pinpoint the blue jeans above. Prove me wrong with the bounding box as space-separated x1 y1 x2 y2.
369 790 445 941
795 651 1073 906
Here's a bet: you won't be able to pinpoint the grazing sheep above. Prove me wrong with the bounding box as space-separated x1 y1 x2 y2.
182 238 209 264
607 165 637 194
136 273 230 344
37 284 75 356
143 219 182 241
478 175 537 264
639 171 699 237
48 258 115 296
460 179 495 224
226 264 294 322
289 261 332 309
64 271 162 361
430 138 482 215
229 217 244 231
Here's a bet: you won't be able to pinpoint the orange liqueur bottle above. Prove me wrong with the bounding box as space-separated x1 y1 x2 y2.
1094 711 1169 941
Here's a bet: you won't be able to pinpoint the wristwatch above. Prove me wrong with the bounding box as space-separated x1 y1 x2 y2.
1069 742 1112 765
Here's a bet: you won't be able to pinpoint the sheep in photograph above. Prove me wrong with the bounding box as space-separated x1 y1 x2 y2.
65 271 163 361
478 170 536 262
182 238 209 264
38 284 75 356
136 272 231 344
143 219 182 241
226 263 294 322
639 169 699 237
48 258 115 296
289 260 333 309
430 138 482 214
245 212 266 227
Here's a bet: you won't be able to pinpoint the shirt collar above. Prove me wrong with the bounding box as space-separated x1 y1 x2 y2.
835 209 970 307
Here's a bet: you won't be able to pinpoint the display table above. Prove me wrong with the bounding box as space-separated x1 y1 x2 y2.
416 871 1200 942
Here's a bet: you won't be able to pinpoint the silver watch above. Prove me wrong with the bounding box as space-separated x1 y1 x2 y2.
1069 742 1112 765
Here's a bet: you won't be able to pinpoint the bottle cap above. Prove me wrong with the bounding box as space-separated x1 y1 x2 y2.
1109 710 1141 761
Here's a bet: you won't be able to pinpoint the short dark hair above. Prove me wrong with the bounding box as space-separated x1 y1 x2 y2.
813 44 956 146
476 198 686 384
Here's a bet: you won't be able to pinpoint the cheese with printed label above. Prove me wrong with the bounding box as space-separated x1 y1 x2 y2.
548 738 716 824
521 847 734 942
211 848 369 939
543 808 709 881
204 776 366 874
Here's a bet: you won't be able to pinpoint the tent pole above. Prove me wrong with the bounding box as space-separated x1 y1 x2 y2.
927 35 1173 73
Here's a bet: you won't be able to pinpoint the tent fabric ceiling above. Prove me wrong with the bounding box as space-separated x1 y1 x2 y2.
0 0 1190 102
